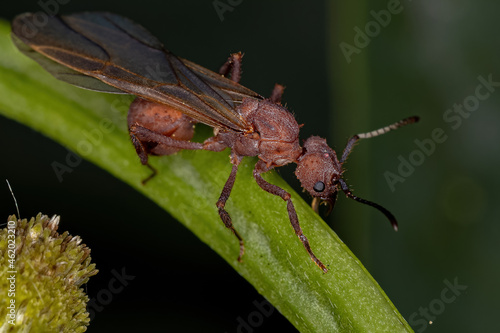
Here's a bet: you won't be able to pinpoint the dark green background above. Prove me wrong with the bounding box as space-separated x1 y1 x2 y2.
1 0 499 332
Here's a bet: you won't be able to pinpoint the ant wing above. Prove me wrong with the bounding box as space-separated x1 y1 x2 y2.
11 33 127 94
11 12 262 131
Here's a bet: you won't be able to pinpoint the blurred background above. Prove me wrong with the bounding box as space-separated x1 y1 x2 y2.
1 0 499 332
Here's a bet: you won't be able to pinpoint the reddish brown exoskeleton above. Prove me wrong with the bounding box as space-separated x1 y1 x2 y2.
12 12 419 273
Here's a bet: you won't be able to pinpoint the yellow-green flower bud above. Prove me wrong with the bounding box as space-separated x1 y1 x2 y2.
0 214 98 332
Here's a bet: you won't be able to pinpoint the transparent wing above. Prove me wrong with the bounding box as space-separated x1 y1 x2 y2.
11 12 263 131
11 33 126 94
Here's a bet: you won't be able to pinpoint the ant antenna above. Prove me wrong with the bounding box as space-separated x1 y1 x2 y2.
340 116 419 163
335 116 419 230
338 178 398 231
6 179 20 219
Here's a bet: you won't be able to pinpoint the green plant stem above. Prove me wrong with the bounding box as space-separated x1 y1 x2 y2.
0 20 413 332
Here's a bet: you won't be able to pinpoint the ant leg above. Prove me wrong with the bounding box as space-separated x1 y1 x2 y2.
129 130 157 184
219 52 243 83
131 124 229 157
216 155 245 262
253 160 328 273
129 124 204 183
341 116 419 163
130 124 204 151
130 124 229 183
202 136 229 152
220 56 284 103
269 84 285 104
129 129 152 166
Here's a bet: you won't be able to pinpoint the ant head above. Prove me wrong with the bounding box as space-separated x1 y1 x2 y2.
296 135 399 230
295 136 343 204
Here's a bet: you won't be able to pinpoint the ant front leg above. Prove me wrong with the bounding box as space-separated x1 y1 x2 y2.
216 154 245 262
219 52 243 83
252 160 328 273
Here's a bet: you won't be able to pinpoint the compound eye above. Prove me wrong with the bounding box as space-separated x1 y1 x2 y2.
313 181 325 193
